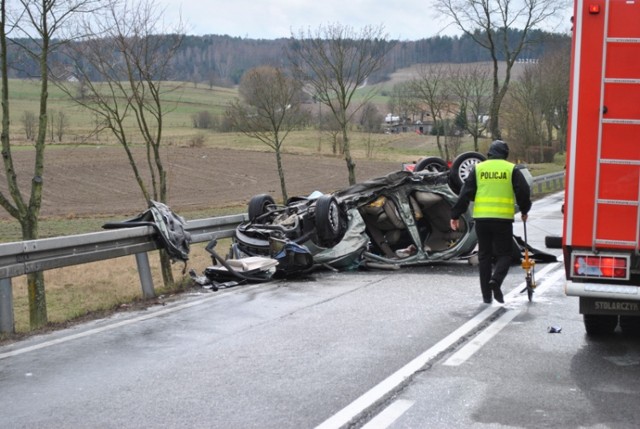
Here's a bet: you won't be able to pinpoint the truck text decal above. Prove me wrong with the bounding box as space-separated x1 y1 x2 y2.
594 301 640 312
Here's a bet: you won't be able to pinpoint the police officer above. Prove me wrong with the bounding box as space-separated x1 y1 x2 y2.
449 140 531 304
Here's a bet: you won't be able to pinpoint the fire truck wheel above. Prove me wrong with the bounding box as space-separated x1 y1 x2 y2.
584 314 618 336
545 235 562 249
619 316 640 336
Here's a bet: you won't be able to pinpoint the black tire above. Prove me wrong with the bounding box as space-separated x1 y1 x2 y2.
545 235 563 249
449 152 486 194
315 195 347 247
584 314 618 336
620 316 640 336
248 194 275 221
414 156 449 173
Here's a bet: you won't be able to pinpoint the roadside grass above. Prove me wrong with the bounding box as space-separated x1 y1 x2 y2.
6 240 226 335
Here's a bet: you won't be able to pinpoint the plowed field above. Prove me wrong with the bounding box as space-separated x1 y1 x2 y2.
0 146 400 220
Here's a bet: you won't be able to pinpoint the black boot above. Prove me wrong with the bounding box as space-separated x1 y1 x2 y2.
481 284 492 304
489 280 504 303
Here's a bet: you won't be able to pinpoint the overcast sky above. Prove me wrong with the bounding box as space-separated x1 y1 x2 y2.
158 0 573 41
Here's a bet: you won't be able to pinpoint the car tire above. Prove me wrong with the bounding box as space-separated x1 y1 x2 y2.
584 314 618 336
414 156 449 173
315 195 346 247
248 194 275 221
449 151 486 194
545 235 563 249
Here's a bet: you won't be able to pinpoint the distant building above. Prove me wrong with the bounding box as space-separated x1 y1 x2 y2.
383 115 433 134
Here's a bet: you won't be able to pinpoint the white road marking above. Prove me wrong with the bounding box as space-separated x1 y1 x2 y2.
315 262 563 429
361 399 415 429
444 266 566 366
443 307 522 366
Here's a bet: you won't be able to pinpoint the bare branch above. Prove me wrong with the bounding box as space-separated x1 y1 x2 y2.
288 23 394 184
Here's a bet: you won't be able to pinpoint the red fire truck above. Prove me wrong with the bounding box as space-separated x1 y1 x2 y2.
563 0 640 335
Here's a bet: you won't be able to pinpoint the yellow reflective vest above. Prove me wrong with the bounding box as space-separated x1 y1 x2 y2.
473 159 515 219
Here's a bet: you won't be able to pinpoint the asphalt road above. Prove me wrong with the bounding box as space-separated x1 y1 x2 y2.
2 191 639 429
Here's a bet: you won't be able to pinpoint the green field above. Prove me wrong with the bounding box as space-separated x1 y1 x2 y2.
7 79 239 144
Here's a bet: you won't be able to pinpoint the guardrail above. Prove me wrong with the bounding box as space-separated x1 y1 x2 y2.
0 171 565 334
531 171 565 195
0 213 247 333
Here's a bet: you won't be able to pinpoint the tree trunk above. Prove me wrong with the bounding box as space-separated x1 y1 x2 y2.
435 133 444 159
343 129 356 185
275 146 288 203
22 214 47 328
159 249 173 288
27 272 47 328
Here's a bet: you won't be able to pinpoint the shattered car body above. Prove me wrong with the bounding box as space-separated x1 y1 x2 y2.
189 151 550 287
231 156 489 276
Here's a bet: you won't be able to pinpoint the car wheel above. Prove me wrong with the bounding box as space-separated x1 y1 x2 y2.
584 314 618 336
449 151 486 194
315 195 346 247
414 156 449 173
248 194 275 221
545 235 563 249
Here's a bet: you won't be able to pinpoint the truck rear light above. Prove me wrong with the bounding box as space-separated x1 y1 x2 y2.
571 253 629 280
588 4 600 14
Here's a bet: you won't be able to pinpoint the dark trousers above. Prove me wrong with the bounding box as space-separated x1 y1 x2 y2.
475 219 513 300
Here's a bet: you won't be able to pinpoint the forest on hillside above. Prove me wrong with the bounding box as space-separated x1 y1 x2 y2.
6 29 570 87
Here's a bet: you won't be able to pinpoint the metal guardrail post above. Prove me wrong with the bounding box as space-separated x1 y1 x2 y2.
0 278 14 334
135 252 156 299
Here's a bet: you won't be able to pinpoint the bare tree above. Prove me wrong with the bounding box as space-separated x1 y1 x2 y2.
359 102 383 158
536 43 571 153
21 110 36 140
289 24 394 185
48 110 68 142
410 64 452 160
389 81 423 122
0 0 102 329
226 66 307 202
503 43 571 162
448 64 492 151
59 0 184 287
502 64 546 161
435 0 570 138
321 110 343 155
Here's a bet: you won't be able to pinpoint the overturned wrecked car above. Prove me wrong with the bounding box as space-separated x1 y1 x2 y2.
189 151 552 288
224 152 495 276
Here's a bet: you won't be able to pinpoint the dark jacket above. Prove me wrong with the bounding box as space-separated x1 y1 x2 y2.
451 164 532 221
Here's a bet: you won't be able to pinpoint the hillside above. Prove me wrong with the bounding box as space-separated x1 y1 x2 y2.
7 31 570 86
